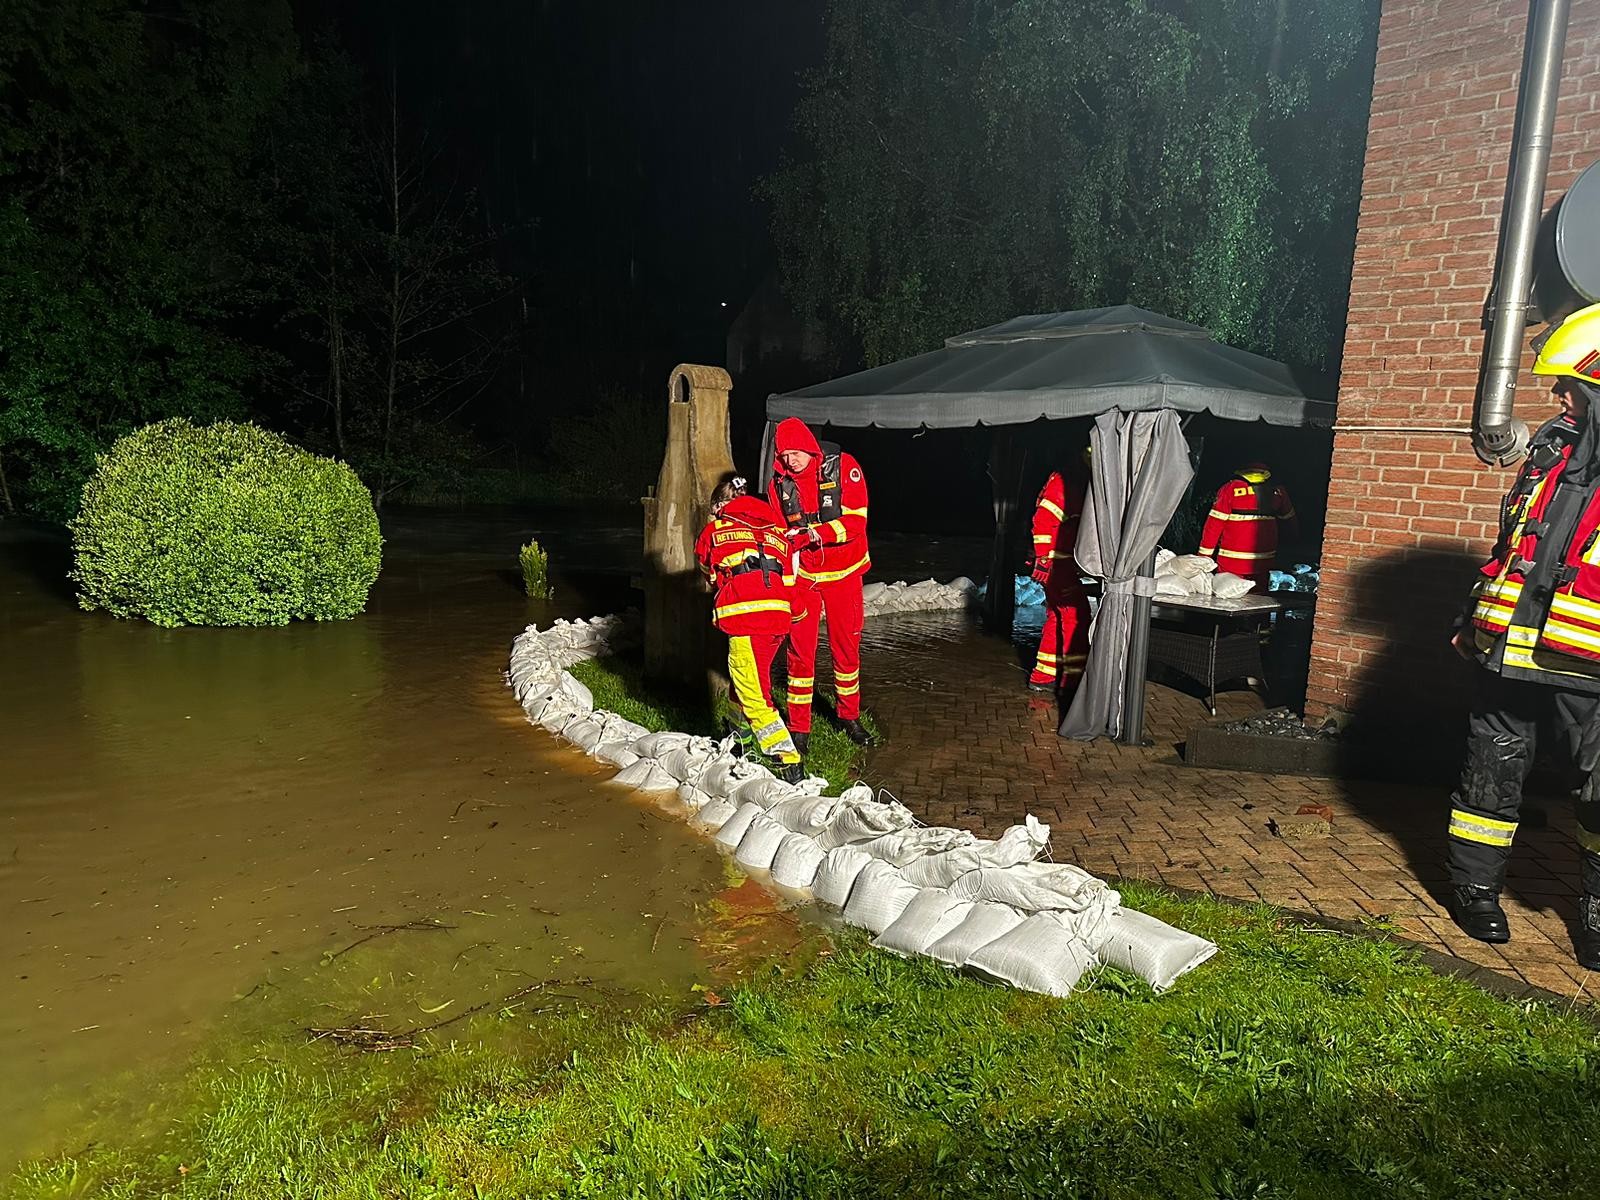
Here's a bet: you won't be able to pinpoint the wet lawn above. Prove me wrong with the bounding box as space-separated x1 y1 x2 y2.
11 882 1600 1199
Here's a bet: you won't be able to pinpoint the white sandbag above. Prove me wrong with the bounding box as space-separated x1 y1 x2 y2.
713 802 764 850
1210 572 1256 599
676 782 713 811
690 796 739 833
593 739 640 769
947 863 1120 949
538 703 583 733
841 861 922 934
855 826 976 867
656 738 720 783
872 889 976 958
611 757 680 793
813 846 873 910
1155 552 1217 580
925 902 1026 967
730 773 826 810
815 795 915 850
632 731 695 758
767 793 847 835
900 817 1050 888
769 833 827 891
593 712 650 745
966 912 1096 997
734 813 790 871
861 581 888 607
562 717 604 753
699 756 772 801
1099 907 1219 992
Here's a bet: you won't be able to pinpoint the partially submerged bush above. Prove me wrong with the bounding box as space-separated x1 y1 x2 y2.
70 419 382 627
520 537 553 599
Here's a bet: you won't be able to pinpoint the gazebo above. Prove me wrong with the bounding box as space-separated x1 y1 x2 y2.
763 305 1335 741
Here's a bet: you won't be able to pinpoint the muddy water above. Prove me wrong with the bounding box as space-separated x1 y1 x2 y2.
0 512 731 1168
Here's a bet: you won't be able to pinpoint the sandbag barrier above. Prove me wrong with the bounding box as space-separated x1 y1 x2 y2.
506 610 1217 997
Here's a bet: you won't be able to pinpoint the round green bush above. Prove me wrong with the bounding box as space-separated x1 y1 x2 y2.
70 419 383 627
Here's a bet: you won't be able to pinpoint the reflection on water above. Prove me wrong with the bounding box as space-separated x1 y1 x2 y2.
0 512 728 1168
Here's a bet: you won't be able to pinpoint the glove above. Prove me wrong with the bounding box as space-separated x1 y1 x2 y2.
789 524 822 549
1030 557 1052 585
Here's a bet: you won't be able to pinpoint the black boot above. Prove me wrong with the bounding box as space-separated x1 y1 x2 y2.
777 761 805 785
791 731 809 757
1449 883 1511 944
841 719 873 746
1573 894 1600 971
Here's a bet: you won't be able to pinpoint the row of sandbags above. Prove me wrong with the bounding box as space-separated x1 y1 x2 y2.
507 621 1218 996
861 577 981 616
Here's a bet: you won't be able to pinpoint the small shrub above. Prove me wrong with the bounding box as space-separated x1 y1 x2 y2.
70 419 383 627
519 538 553 599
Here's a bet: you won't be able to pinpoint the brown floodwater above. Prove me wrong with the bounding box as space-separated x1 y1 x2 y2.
0 511 739 1169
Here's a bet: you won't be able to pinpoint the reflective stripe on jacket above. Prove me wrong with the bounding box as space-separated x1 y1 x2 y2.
694 496 794 635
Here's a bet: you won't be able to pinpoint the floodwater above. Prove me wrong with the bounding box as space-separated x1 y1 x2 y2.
0 510 743 1169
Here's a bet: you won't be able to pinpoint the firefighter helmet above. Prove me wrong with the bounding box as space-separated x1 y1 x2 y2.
1532 303 1600 381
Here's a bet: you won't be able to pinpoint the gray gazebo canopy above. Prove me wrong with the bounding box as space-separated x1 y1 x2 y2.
765 305 1334 432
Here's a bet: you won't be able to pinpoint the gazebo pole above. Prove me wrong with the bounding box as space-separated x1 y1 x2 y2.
982 427 1027 634
1119 547 1157 746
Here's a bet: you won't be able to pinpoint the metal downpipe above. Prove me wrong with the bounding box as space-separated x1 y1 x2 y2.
1475 0 1570 467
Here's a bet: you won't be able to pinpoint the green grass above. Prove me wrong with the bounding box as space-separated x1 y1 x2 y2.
12 883 1600 1199
569 654 878 794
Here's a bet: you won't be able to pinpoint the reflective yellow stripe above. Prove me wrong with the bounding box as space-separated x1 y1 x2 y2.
835 667 859 681
841 507 868 518
1208 510 1275 522
826 519 849 542
1206 509 1229 522
799 552 871 584
1198 545 1217 556
1038 498 1065 520
1449 808 1517 847
788 675 814 687
1218 549 1274 560
713 598 790 620
1578 825 1600 854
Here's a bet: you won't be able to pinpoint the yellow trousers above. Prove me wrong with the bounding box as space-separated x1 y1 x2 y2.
728 634 800 764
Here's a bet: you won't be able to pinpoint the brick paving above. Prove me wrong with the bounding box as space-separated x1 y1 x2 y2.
846 612 1597 1000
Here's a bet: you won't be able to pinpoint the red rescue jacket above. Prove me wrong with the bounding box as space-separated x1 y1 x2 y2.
1031 470 1087 596
694 495 794 635
768 417 871 586
1198 465 1298 583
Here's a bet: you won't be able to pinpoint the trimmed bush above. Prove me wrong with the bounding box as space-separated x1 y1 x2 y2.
70 419 383 627
519 537 553 599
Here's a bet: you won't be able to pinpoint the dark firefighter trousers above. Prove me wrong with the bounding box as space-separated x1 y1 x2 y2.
1448 670 1600 897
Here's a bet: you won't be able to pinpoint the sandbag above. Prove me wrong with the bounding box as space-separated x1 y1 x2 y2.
855 826 976 867
656 739 720 783
633 731 696 759
815 795 915 850
767 793 847 835
841 861 921 934
872 889 976 958
730 773 826 810
562 717 605 753
612 757 680 793
946 863 1119 950
1210 572 1255 599
593 739 640 769
734 813 790 871
699 756 772 801
813 846 873 910
1099 907 1219 992
770 833 827 891
691 796 739 833
713 802 764 850
676 782 713 812
593 712 650 746
966 912 1096 997
900 817 1051 888
925 902 1025 967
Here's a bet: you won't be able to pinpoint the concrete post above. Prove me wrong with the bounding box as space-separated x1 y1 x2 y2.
642 364 737 693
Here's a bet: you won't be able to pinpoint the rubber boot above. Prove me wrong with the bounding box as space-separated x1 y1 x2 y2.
1449 883 1511 944
791 731 810 757
841 719 873 746
1576 896 1600 971
777 761 804 785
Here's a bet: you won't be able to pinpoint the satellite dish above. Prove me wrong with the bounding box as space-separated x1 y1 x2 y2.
1534 158 1600 323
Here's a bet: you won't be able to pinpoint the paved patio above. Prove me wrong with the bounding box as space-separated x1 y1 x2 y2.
849 611 1597 1001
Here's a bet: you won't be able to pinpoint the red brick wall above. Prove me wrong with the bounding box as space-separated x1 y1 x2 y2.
1307 0 1600 751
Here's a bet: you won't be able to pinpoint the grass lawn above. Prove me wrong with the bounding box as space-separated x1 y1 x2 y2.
11 883 1600 1199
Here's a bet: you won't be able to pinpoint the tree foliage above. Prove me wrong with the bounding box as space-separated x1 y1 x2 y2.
766 0 1380 369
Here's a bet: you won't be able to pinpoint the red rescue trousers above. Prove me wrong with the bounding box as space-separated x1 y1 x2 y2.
1030 579 1091 690
784 575 864 732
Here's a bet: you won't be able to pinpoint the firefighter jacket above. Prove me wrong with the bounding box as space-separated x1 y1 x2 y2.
694 495 794 635
1198 465 1298 579
1031 471 1088 594
768 416 871 586
1466 412 1600 692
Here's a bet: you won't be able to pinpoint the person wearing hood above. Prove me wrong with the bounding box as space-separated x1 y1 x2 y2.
767 417 872 751
695 476 804 783
1447 302 1600 969
1198 462 1298 585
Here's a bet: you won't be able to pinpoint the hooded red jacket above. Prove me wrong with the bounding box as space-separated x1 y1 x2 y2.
767 417 871 585
694 494 793 635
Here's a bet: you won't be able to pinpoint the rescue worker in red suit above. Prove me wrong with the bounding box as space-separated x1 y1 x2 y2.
1028 462 1092 693
1447 302 1600 969
694 476 805 784
1198 464 1298 585
768 417 872 753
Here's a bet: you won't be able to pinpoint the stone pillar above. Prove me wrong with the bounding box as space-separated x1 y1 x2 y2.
642 364 737 692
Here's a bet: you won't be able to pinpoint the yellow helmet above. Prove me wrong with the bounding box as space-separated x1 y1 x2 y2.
1532 302 1600 381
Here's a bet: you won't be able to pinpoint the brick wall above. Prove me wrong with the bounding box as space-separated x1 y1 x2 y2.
1307 0 1600 759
